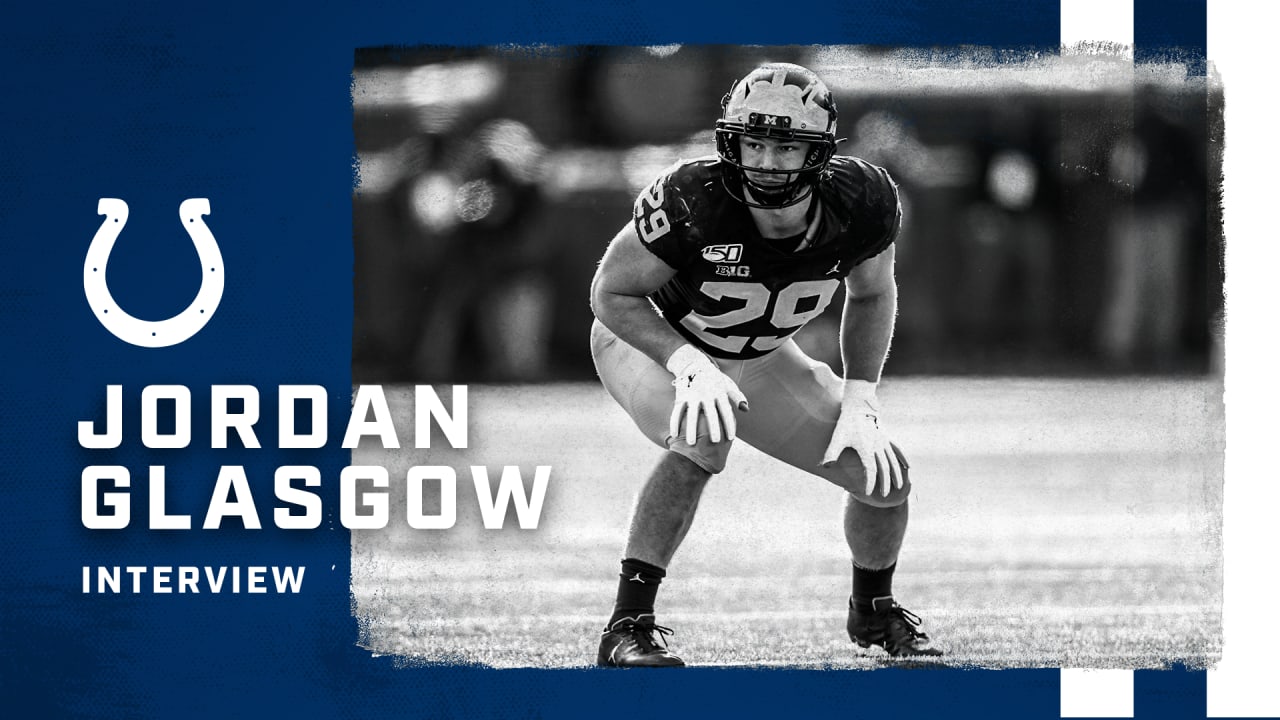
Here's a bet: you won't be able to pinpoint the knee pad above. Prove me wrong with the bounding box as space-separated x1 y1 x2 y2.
828 443 911 508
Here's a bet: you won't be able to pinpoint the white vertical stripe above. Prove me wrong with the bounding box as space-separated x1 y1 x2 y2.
1207 2 1280 715
1060 0 1134 57
1061 669 1135 718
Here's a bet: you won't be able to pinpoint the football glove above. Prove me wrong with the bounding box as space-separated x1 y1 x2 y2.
820 380 904 497
665 344 748 446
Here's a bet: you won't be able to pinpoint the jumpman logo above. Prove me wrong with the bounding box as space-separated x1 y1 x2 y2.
628 573 646 584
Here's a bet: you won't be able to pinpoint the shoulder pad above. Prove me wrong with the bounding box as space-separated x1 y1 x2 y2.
632 157 722 247
821 155 902 243
823 156 898 211
638 157 721 208
659 156 722 194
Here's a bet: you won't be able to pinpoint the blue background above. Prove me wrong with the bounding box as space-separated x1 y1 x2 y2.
0 1 1235 717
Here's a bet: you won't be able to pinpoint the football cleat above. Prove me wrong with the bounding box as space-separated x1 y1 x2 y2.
847 597 944 657
597 614 686 667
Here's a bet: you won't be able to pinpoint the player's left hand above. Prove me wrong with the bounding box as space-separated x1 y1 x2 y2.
820 380 903 497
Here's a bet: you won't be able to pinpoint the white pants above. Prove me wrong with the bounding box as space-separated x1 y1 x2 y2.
590 319 910 507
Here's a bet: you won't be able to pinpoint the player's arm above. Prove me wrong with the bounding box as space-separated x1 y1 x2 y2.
821 244 904 496
840 244 898 384
589 221 688 369
590 222 748 445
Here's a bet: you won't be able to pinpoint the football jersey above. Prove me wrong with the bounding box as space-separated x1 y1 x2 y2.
632 155 902 359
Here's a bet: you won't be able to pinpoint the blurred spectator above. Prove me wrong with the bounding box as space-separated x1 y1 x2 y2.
1096 86 1201 371
408 119 553 381
956 148 1055 357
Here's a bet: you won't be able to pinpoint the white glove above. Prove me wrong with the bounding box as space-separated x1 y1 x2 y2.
820 380 904 497
665 344 748 446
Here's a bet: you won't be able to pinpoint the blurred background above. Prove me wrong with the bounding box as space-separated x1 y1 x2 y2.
351 45 1222 382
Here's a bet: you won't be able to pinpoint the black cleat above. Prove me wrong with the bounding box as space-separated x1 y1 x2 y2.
597 614 685 667
847 597 944 657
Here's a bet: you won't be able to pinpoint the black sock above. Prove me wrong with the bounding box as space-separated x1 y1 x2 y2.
607 558 666 628
852 562 896 613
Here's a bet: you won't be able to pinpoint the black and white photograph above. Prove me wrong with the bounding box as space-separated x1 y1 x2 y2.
349 44 1223 669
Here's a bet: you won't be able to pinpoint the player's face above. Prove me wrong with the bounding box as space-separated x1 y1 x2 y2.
739 135 811 185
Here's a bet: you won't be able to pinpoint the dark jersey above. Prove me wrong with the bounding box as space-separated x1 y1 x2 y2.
632 155 902 359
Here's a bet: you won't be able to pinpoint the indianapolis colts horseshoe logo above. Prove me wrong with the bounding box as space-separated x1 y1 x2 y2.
84 198 224 348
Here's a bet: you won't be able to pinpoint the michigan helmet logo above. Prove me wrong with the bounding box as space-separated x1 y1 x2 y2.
84 198 224 348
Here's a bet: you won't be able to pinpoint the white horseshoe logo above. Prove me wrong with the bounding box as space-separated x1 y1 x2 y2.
84 198 224 348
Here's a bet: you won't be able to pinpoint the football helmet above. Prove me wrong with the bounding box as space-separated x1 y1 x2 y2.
715 63 839 209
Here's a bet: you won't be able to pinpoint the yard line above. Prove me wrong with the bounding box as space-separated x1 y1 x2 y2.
383 604 1215 627
353 566 1217 587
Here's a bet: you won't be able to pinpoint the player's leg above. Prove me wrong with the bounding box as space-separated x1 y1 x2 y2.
845 491 908 570
735 340 941 657
624 451 713 568
841 494 942 657
616 451 711 628
596 451 709 667
590 320 735 666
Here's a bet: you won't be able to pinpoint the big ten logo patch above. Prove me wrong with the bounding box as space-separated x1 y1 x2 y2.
715 265 751 278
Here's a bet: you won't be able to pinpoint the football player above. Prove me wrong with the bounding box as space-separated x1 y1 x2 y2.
589 63 942 666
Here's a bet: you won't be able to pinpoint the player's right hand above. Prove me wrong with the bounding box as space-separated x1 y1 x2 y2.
665 344 748 445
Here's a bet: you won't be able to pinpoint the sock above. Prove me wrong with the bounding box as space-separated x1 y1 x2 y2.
607 558 666 628
852 562 896 613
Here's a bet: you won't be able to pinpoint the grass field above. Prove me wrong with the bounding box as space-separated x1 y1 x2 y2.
351 377 1223 669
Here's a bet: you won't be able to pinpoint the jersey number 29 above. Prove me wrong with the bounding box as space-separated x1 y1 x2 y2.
680 279 840 354
636 182 671 244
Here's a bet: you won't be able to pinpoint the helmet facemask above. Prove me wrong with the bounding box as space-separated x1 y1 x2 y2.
715 64 839 209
